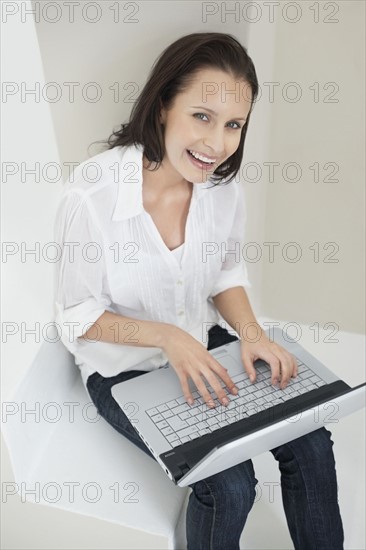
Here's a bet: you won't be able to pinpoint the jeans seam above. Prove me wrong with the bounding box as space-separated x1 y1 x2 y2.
202 480 216 550
285 440 319 549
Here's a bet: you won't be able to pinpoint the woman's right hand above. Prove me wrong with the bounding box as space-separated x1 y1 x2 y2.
161 326 239 408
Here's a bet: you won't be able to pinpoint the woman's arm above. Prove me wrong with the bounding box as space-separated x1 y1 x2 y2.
212 286 262 341
212 286 298 389
80 310 239 408
79 310 174 349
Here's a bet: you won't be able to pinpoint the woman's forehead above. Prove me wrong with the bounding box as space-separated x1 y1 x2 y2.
175 70 252 114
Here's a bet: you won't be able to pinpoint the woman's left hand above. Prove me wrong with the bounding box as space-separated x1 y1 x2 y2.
240 333 298 390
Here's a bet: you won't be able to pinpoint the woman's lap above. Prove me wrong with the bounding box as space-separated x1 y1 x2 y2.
85 325 340 496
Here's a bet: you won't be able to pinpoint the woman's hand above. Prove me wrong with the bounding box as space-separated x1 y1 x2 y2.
161 326 239 408
240 332 298 389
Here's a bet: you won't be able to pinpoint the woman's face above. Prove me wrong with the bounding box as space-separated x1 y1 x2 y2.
159 67 253 184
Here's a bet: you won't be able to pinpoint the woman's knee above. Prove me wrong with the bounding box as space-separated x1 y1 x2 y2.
271 427 336 469
189 459 258 510
291 427 335 459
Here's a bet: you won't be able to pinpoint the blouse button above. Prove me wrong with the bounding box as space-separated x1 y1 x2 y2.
177 279 183 285
178 310 185 316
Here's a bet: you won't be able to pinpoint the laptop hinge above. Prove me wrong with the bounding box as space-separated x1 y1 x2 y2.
160 450 191 482
179 462 190 475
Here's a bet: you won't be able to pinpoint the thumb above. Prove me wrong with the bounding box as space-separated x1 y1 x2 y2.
242 351 256 383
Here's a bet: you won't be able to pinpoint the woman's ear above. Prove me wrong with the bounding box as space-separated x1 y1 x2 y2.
159 99 166 126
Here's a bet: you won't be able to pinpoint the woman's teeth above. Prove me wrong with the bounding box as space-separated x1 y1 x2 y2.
187 149 216 165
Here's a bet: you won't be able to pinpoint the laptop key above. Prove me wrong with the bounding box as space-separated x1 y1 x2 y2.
156 420 169 429
176 425 199 439
175 396 187 405
179 411 191 420
147 408 159 416
162 410 174 419
196 421 209 430
156 404 169 413
166 433 179 442
167 416 189 431
210 423 221 431
166 399 179 409
299 370 313 380
151 413 164 422
161 426 174 436
171 403 191 414
206 417 219 426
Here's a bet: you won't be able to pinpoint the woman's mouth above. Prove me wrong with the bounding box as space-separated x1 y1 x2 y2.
186 149 216 170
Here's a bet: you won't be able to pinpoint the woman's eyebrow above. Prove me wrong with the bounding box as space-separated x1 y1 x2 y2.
190 105 247 120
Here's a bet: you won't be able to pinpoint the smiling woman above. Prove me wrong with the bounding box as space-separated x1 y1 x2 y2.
95 32 258 186
55 32 345 550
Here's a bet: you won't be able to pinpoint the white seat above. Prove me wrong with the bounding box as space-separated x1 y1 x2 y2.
2 324 190 549
3 319 364 549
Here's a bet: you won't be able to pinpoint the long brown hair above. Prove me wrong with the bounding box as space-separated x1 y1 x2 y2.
90 32 258 185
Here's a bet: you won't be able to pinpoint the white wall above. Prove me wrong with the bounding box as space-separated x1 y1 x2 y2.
2 1 364 549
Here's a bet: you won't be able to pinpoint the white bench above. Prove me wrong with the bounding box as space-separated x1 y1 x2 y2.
2 319 365 549
2 324 189 549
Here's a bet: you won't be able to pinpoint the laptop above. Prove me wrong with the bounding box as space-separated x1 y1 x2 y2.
111 327 366 487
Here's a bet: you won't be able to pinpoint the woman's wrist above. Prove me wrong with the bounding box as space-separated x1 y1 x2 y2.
154 322 181 350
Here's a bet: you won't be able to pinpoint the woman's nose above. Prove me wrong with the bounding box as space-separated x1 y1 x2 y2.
203 130 225 156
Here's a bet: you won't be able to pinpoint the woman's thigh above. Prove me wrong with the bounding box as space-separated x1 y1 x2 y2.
86 324 239 462
87 369 157 461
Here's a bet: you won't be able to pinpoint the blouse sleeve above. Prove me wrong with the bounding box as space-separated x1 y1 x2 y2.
53 191 112 351
209 182 252 298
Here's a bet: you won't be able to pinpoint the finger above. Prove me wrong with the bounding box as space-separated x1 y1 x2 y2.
209 360 239 396
262 351 282 386
177 371 196 406
291 354 299 377
275 350 296 389
241 351 257 383
190 372 219 408
204 365 235 406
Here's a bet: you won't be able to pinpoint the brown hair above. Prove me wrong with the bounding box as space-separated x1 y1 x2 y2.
90 32 258 185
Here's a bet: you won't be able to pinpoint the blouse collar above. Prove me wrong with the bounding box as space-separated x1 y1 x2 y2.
111 142 215 221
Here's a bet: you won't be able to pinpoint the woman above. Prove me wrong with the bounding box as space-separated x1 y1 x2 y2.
54 32 344 549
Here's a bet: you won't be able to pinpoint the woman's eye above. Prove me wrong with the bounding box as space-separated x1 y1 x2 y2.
193 113 242 130
228 121 242 130
194 113 209 121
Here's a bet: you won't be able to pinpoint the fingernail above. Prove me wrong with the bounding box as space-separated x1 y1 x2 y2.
222 397 229 406
232 386 239 394
188 398 194 406
249 375 255 383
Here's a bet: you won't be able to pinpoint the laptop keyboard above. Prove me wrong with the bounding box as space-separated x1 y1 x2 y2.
146 357 328 448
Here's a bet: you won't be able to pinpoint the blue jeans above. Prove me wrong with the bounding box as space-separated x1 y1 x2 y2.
86 324 344 550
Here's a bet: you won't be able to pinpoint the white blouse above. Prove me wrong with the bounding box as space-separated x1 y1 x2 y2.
53 143 252 390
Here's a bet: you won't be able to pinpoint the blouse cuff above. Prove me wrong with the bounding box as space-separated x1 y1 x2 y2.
209 265 252 298
55 299 109 349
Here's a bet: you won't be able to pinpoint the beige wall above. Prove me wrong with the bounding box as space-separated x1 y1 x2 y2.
259 2 365 333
